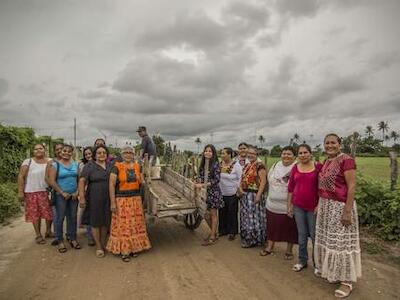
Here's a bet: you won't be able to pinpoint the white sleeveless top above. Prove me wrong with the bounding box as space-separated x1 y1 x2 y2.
22 158 49 193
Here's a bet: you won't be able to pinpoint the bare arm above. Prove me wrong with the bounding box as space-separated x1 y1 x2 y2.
17 165 28 202
109 173 117 213
287 192 294 217
78 177 86 207
342 169 357 226
255 168 267 203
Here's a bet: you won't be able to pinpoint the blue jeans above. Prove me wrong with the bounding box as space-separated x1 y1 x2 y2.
294 205 316 266
54 193 78 241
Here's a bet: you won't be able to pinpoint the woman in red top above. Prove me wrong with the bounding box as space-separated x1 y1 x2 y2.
314 134 361 298
287 144 322 272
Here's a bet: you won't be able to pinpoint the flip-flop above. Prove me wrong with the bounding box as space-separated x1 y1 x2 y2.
121 255 131 262
335 282 353 298
96 249 105 258
260 249 273 256
57 243 67 253
292 263 307 272
202 237 217 246
35 236 46 244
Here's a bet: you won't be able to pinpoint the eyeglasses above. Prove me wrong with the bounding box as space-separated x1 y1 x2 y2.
122 152 134 155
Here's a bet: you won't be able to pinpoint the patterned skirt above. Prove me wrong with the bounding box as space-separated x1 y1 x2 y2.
106 196 152 255
24 191 53 222
240 192 266 247
314 197 362 282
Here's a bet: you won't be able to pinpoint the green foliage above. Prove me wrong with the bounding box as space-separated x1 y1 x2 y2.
0 182 20 223
270 145 283 157
152 134 165 156
356 175 400 241
0 124 35 182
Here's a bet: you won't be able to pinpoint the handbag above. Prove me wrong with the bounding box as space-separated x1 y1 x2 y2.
48 161 60 206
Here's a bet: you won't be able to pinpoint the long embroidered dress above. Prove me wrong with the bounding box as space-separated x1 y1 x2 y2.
106 162 151 255
240 161 266 247
314 153 361 282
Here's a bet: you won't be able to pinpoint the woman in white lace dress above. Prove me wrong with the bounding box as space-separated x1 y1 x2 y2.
314 133 361 298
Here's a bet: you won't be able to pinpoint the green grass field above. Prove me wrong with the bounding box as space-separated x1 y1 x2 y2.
261 156 398 185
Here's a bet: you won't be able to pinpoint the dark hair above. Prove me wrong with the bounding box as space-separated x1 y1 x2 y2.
93 145 109 161
281 145 297 156
82 146 93 164
62 144 74 152
53 143 64 151
94 138 106 146
297 143 312 154
247 144 258 154
238 142 248 148
324 133 342 144
199 144 219 172
222 147 234 158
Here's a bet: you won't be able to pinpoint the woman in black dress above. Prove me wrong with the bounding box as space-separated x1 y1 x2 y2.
78 145 112 257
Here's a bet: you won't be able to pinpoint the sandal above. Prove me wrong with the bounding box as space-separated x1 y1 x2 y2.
284 253 294 260
96 249 105 258
260 249 273 256
121 255 131 262
57 242 67 253
314 268 322 277
202 237 217 246
228 234 236 241
35 236 46 244
69 240 82 249
292 263 307 272
335 282 353 298
130 253 139 258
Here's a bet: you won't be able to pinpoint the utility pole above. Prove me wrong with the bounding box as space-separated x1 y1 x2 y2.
73 118 77 147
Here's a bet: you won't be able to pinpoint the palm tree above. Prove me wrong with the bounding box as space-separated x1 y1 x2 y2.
293 133 300 143
390 131 399 144
365 125 374 138
258 135 265 148
377 121 389 144
194 137 201 154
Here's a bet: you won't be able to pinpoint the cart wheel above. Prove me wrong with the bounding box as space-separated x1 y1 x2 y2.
184 211 202 230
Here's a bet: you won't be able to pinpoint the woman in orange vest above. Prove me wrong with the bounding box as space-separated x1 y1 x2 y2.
106 146 151 262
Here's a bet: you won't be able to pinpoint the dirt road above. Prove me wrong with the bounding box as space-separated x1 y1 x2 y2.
0 216 398 300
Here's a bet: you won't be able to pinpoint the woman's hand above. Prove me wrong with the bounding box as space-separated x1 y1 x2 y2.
61 191 71 200
79 201 86 209
194 183 204 189
341 207 352 226
313 205 319 215
287 203 294 218
255 193 262 204
71 192 78 200
110 202 117 214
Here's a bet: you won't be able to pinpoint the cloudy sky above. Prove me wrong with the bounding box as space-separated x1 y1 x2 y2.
0 0 399 150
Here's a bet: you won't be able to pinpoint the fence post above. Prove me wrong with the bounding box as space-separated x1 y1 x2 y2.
350 132 359 158
389 151 398 191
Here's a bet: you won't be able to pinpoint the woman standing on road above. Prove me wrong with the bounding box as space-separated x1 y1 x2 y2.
238 145 267 248
107 146 151 262
314 134 361 298
195 144 224 246
218 147 242 241
287 144 321 272
47 144 80 253
79 145 112 258
260 146 297 258
17 143 53 244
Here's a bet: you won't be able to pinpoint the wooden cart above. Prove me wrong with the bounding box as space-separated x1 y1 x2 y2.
142 156 210 230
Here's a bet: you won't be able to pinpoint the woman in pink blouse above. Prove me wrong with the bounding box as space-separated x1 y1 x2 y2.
314 134 361 298
287 144 322 272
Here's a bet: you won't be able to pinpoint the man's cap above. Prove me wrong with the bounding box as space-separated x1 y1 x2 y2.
136 126 146 132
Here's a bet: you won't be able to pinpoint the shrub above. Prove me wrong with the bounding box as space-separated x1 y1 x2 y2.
0 182 20 223
356 174 400 241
